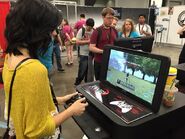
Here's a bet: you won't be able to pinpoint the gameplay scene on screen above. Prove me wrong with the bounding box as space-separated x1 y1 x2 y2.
106 49 161 104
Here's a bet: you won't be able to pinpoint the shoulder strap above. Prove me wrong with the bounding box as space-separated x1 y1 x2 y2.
112 27 118 38
6 58 30 129
81 27 85 38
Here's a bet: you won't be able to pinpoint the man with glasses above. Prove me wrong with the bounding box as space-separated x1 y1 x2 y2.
89 7 118 80
74 18 95 85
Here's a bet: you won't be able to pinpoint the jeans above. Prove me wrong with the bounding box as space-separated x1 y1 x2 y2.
53 43 63 70
75 55 88 85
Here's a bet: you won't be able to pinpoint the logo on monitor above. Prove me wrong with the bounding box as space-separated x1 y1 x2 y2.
178 10 185 26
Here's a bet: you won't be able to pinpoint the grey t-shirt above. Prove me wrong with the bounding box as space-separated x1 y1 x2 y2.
76 27 93 56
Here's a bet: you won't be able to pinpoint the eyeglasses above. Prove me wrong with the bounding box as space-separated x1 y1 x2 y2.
105 16 114 20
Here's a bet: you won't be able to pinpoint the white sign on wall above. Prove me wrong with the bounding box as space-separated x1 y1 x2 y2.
167 6 185 45
155 5 185 46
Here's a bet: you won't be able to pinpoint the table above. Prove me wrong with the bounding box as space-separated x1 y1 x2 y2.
72 92 185 139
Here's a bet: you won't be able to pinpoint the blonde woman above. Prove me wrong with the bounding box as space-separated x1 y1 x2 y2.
118 18 140 38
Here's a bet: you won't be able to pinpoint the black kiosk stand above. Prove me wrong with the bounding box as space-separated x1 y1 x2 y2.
73 92 185 139
73 46 185 139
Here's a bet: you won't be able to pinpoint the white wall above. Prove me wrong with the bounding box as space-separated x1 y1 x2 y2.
115 0 149 8
155 5 185 46
167 6 185 46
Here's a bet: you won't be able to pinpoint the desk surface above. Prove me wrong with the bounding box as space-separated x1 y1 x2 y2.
73 92 185 139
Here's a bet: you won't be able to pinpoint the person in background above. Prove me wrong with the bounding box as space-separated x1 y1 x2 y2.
53 28 65 72
74 18 95 85
176 25 185 86
111 16 119 29
135 14 152 37
89 7 118 80
118 18 140 38
37 30 56 77
62 19 74 66
3 0 88 138
74 14 86 57
74 14 86 32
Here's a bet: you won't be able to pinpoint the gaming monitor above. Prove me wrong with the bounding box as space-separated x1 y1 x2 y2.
114 36 154 52
77 45 170 124
100 45 170 112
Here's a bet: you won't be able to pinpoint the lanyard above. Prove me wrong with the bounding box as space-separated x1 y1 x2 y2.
106 27 112 44
123 31 131 38
139 24 145 32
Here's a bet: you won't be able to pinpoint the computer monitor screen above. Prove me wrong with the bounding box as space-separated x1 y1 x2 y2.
114 36 154 52
106 49 161 104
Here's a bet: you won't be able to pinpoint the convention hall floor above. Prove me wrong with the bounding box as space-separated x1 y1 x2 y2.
0 44 182 139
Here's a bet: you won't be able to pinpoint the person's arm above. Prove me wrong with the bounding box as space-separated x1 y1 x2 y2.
76 28 90 45
89 44 103 54
53 98 88 127
21 67 57 138
65 32 71 41
140 25 152 36
56 92 78 105
57 34 64 48
177 25 185 35
89 29 103 54
143 25 152 36
76 39 90 45
21 66 88 138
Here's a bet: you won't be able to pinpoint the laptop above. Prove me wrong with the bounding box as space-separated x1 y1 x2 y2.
77 45 170 124
114 36 154 52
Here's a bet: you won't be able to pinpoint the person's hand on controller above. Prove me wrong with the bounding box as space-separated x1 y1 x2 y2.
57 92 79 105
67 97 88 116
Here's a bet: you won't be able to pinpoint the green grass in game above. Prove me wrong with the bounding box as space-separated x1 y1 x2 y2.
107 67 155 104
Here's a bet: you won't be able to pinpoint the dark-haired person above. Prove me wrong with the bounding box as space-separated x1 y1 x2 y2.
74 14 86 32
89 7 118 80
3 0 88 138
53 28 65 72
135 14 152 37
74 14 86 57
61 19 74 66
118 18 140 38
74 18 95 85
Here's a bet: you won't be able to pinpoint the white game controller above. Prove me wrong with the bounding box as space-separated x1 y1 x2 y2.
110 101 133 113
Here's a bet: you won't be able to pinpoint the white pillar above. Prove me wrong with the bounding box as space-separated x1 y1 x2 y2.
79 0 85 6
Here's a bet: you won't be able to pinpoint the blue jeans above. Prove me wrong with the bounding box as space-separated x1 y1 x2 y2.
53 43 63 70
75 55 88 85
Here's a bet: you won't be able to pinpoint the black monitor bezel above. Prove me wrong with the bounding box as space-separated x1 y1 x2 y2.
100 45 170 113
114 36 154 53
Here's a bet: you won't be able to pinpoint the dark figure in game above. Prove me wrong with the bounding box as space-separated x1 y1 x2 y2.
126 73 129 83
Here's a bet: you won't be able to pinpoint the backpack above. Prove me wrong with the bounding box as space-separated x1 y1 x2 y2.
89 26 118 57
82 27 86 38
95 26 118 46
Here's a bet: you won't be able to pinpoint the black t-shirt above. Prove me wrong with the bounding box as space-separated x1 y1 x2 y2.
180 31 185 38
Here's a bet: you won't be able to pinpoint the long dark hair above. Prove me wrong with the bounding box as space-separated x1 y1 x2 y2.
5 0 62 58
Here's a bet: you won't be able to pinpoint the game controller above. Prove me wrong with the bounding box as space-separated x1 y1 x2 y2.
110 101 133 113
66 94 86 105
